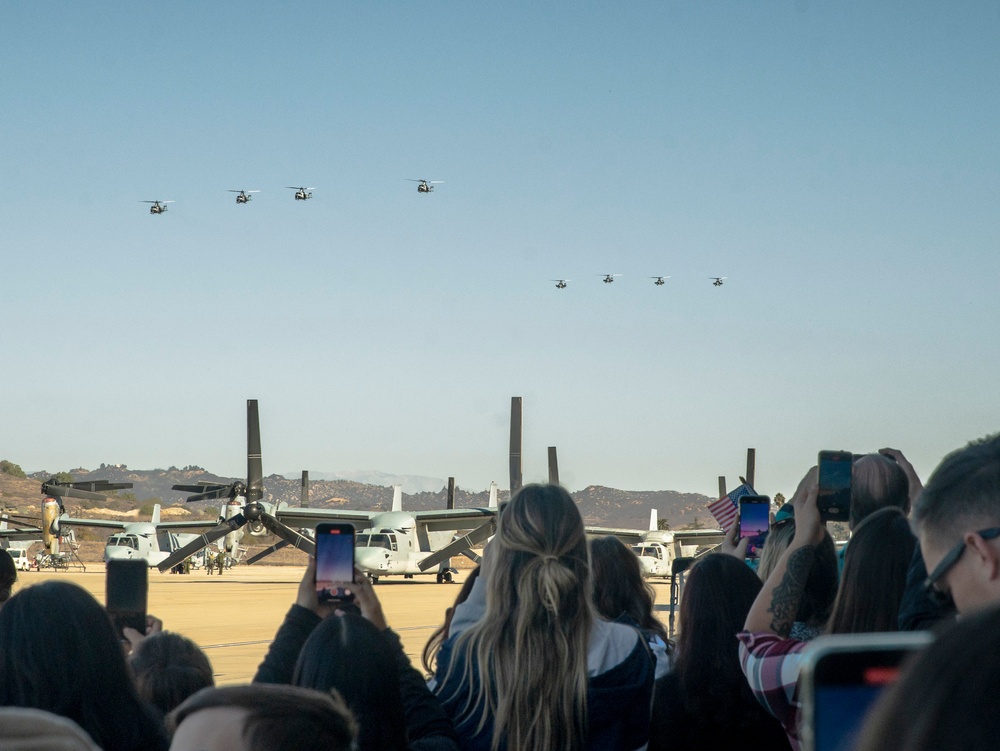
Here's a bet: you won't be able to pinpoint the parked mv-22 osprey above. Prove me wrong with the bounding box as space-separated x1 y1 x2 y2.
34 478 223 567
155 400 502 584
274 481 498 584
588 509 725 579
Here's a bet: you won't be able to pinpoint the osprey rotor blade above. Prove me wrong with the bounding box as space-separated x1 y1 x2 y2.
156 513 247 572
41 483 119 503
259 513 315 556
172 483 229 493
70 481 133 493
244 539 291 565
509 397 523 496
418 518 495 572
246 399 263 505
548 446 559 485
173 485 234 503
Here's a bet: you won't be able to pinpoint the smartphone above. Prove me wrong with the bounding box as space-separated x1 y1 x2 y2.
737 495 771 558
315 523 356 603
105 559 148 638
800 632 932 751
817 450 853 522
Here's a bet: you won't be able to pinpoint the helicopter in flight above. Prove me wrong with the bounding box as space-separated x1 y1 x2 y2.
286 187 314 201
600 274 621 284
650 276 669 286
551 279 569 289
710 277 727 287
228 190 260 204
141 200 174 215
406 179 442 193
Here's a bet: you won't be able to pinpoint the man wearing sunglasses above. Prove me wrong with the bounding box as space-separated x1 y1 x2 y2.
913 433 1000 615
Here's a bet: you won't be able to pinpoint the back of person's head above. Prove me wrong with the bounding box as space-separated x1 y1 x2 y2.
826 507 916 634
854 603 1000 751
168 684 357 751
0 581 166 751
422 565 481 675
851 454 910 529
0 707 103 751
293 612 406 751
913 433 1000 547
129 631 214 717
673 553 784 741
589 536 667 642
451 483 592 751
676 554 761 693
0 548 16 604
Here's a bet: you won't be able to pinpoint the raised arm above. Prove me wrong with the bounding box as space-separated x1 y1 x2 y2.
744 467 824 636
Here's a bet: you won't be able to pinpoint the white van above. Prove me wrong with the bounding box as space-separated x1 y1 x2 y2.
9 549 30 571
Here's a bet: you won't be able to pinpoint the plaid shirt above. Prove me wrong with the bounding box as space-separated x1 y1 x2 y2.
737 631 807 751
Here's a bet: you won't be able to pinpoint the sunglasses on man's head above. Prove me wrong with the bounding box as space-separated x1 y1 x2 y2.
923 527 1000 607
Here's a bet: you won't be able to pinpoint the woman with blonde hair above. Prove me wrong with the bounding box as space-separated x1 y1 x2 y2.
434 484 653 751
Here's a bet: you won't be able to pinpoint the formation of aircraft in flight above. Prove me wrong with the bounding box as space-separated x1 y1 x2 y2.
552 275 727 289
142 179 445 213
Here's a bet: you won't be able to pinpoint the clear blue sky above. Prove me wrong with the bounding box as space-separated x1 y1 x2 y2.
3 1 998 499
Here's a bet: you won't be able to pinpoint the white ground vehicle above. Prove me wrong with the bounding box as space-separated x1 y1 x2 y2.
9 549 31 571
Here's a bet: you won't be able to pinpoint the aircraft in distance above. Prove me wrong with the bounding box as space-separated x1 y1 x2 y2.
406 179 442 193
38 479 136 558
156 400 316 573
710 277 727 286
650 276 669 286
286 186 314 200
228 189 260 204
586 509 725 579
141 200 174 215
57 503 224 568
274 481 499 584
552 279 569 289
600 274 621 284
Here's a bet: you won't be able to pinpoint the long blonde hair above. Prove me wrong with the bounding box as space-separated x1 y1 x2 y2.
447 484 593 751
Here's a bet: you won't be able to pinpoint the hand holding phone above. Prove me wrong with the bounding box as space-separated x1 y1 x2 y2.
817 451 852 522
106 559 148 639
315 523 356 604
737 495 771 559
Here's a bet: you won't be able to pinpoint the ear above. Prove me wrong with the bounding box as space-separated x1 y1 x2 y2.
964 532 1000 582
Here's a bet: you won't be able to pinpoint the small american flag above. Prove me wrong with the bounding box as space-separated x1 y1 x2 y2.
707 483 756 532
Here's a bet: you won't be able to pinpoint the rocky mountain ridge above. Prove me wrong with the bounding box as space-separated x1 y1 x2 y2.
1 465 717 531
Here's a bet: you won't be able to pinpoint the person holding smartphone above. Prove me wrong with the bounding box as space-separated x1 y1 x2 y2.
738 462 920 750
254 558 458 751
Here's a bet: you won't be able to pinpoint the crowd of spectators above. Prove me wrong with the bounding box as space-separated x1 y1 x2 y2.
0 431 997 750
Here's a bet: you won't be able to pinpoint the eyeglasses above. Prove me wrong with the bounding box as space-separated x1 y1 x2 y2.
923 527 1000 607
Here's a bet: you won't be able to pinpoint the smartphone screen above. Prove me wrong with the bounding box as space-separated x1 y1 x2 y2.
738 495 771 558
315 523 356 603
817 450 853 522
105 559 148 637
801 633 931 751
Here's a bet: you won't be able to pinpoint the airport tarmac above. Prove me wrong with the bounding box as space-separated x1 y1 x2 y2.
14 565 675 685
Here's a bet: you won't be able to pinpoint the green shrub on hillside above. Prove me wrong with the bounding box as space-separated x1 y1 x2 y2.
0 460 26 478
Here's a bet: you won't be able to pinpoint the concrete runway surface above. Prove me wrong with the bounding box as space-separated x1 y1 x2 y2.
12 565 674 685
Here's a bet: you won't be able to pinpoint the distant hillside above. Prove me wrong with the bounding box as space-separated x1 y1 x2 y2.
0 464 715 531
288 470 446 494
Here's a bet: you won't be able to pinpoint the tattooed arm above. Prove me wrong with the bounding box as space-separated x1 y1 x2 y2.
745 466 826 635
